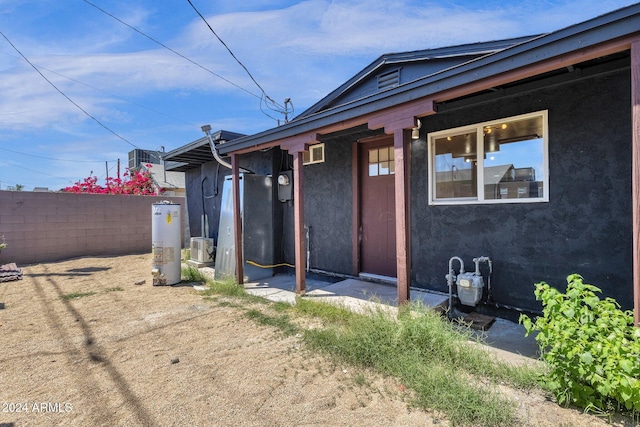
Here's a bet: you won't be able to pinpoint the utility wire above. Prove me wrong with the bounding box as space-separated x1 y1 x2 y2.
185 0 292 122
3 160 70 180
0 30 139 149
0 147 115 163
83 0 261 100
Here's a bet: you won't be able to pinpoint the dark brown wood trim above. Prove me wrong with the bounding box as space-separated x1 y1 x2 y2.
433 35 639 105
394 128 411 304
231 154 243 285
230 35 639 157
357 134 394 144
293 151 306 294
351 141 360 276
632 38 640 326
369 99 435 132
281 132 321 153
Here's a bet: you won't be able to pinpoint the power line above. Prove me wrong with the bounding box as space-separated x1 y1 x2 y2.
185 0 293 122
3 160 71 180
82 0 261 101
0 29 139 150
0 48 202 132
0 147 115 163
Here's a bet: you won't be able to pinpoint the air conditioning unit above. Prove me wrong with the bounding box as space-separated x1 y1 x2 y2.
190 237 215 263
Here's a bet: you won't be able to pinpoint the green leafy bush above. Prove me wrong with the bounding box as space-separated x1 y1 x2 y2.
520 274 640 414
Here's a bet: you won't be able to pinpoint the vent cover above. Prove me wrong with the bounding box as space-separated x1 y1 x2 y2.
377 69 400 91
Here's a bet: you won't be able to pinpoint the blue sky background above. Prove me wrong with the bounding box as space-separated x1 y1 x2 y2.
0 0 637 190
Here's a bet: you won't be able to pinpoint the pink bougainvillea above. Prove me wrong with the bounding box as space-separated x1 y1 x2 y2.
62 164 163 195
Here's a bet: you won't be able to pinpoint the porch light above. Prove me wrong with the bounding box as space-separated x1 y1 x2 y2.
412 119 421 139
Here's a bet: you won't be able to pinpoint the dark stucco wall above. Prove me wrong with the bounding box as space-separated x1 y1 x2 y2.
411 68 633 312
299 138 355 274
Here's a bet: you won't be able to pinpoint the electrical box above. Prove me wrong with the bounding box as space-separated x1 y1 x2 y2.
277 170 293 202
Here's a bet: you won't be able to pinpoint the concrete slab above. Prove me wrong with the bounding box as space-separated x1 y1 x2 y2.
475 318 540 360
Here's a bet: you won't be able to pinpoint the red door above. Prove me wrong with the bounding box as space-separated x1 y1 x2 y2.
360 137 396 277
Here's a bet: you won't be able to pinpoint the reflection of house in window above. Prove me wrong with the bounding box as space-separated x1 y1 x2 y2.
484 164 543 199
435 167 475 198
430 111 548 204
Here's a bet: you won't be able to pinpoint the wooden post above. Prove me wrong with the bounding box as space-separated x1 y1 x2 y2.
632 39 640 326
394 128 411 305
351 141 360 276
293 151 306 294
231 153 244 285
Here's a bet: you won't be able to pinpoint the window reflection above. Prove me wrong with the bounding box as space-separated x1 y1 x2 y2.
483 116 544 200
368 147 395 177
434 133 477 198
431 113 546 202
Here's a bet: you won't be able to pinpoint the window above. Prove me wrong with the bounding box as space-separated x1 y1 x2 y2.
368 146 395 176
428 111 548 204
303 143 325 165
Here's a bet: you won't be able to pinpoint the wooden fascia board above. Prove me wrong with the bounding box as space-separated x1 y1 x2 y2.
432 34 639 104
227 33 639 156
228 118 366 155
228 140 281 155
631 37 640 326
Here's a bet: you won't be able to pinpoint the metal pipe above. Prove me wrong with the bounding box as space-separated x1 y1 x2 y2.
472 256 493 303
305 225 311 273
202 126 252 173
200 176 209 238
446 256 465 316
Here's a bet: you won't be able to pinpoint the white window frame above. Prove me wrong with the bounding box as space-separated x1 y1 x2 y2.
303 143 325 165
428 110 549 205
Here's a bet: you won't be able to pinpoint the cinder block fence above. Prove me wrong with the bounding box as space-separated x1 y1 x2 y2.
0 191 185 265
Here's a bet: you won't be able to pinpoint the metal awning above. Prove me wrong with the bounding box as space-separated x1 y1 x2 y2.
163 131 246 172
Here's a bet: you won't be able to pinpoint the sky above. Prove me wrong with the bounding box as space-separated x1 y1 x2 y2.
0 0 637 191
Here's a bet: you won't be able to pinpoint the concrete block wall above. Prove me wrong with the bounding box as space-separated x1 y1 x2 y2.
0 191 184 265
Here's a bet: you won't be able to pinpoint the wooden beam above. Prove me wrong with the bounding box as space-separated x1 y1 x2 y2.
368 98 435 131
293 151 306 295
231 140 282 155
632 38 640 326
281 132 321 153
394 128 411 305
231 154 243 285
351 141 360 276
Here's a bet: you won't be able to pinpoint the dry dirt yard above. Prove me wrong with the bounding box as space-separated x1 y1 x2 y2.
0 253 633 426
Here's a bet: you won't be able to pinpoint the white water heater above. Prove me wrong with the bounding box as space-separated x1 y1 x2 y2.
152 201 181 285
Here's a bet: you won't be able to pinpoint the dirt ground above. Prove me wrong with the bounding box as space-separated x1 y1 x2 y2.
0 254 634 426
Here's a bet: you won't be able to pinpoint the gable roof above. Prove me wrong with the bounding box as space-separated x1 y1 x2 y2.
217 3 640 156
299 35 538 118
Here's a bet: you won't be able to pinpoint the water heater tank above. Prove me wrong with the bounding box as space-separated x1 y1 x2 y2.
152 201 181 285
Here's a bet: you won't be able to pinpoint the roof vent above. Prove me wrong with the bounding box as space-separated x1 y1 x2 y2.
377 68 400 91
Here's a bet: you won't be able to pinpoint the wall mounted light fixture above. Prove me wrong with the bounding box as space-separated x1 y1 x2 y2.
411 119 422 139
